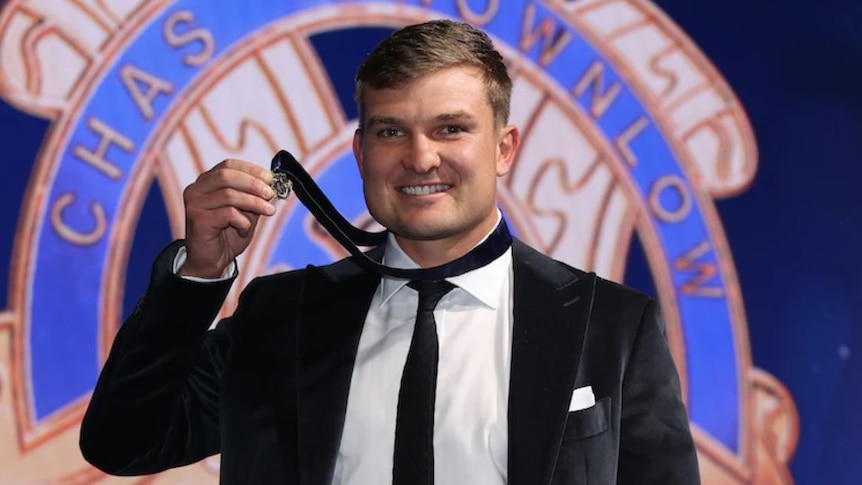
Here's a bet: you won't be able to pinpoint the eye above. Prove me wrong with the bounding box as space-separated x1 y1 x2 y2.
377 127 403 138
440 125 465 135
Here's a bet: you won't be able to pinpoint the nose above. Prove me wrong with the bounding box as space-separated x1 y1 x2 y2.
402 135 440 174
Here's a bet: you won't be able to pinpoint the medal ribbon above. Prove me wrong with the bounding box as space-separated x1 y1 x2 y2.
270 150 511 281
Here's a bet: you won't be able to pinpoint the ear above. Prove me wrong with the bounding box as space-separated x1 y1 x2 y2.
495 124 520 177
352 128 365 178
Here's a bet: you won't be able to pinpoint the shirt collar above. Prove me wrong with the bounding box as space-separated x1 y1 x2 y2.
378 212 510 309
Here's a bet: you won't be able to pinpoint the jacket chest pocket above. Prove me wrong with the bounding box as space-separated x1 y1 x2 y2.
553 396 616 485
563 395 610 440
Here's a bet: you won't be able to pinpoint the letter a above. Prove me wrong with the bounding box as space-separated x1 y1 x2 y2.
120 64 174 120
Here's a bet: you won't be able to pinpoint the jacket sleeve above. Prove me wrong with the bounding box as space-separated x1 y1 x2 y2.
618 299 701 484
79 240 234 475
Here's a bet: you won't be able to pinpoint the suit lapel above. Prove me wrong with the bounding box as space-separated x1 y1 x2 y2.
294 254 381 485
508 241 596 485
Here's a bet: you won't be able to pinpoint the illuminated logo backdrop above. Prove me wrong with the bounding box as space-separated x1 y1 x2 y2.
0 0 798 483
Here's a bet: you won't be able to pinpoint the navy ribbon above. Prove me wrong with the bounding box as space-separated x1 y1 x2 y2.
271 150 512 281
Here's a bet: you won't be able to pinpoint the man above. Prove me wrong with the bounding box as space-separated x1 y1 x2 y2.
80 20 700 484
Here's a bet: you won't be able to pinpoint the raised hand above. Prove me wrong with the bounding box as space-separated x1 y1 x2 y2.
178 159 276 279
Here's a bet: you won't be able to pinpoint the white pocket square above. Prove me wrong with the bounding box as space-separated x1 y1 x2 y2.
569 385 596 412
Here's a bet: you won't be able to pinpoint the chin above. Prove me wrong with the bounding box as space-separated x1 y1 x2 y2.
389 219 461 242
393 227 452 242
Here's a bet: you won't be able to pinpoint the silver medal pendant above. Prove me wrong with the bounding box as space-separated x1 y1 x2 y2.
271 171 293 199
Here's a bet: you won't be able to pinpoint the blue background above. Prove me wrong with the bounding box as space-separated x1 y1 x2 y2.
1 0 859 482
654 1 862 482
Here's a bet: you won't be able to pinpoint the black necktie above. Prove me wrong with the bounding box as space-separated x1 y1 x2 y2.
392 280 455 485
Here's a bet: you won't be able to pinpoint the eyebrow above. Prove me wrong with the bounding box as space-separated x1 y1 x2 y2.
365 111 477 128
365 116 402 128
434 111 476 122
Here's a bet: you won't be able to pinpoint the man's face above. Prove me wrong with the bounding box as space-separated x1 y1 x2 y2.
353 65 519 261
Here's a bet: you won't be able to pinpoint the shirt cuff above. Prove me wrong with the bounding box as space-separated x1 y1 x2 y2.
173 246 237 282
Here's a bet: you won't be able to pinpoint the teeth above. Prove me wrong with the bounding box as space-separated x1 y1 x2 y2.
401 184 451 195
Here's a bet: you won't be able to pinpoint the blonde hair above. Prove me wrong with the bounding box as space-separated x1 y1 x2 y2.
354 20 512 128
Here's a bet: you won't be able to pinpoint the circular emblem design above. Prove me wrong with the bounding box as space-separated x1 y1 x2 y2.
0 0 798 483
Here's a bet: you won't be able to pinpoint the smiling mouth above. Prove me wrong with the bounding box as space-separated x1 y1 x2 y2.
400 184 452 196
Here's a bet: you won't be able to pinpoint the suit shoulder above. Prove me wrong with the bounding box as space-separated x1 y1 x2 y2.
243 253 363 292
593 276 653 306
512 239 586 281
514 239 652 305
243 264 305 291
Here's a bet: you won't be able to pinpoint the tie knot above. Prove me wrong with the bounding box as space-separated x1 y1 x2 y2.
408 280 455 312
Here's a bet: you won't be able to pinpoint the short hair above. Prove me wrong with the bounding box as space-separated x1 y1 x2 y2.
354 19 512 128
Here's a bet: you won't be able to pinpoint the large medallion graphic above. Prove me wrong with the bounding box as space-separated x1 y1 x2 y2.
0 0 797 483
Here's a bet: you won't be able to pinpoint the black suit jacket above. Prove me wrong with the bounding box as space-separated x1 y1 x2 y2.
80 239 700 484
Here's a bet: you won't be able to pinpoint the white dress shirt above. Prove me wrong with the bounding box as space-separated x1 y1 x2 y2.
333 227 513 485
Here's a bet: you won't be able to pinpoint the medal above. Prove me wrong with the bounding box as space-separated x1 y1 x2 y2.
270 153 294 199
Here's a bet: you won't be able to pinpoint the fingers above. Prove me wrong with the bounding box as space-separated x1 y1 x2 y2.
185 159 276 216
180 159 277 277
209 206 259 238
189 186 275 216
215 158 273 184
